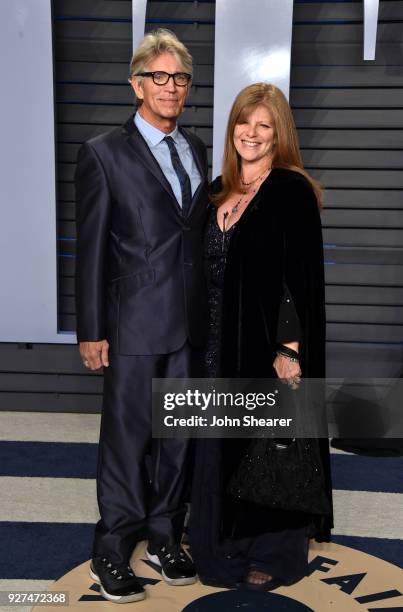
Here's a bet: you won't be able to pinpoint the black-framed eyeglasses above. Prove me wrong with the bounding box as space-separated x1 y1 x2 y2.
138 71 192 87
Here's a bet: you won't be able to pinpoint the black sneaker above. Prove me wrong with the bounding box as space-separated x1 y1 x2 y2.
146 543 197 586
89 556 145 603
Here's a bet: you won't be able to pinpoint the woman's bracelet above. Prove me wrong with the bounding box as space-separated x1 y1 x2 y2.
276 344 299 362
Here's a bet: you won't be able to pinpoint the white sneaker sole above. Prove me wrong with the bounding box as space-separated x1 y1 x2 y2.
89 566 146 603
89 566 100 584
145 550 198 586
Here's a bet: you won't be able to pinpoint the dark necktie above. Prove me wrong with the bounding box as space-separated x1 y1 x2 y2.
164 136 192 216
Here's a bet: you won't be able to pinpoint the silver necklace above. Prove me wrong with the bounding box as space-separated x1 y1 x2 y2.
241 167 270 187
221 168 271 252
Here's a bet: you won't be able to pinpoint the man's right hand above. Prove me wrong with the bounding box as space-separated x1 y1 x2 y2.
79 340 109 370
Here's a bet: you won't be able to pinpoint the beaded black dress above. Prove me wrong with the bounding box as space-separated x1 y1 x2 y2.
189 205 310 588
204 207 300 378
204 210 237 378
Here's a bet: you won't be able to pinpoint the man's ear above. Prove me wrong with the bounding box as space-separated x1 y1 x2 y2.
130 77 144 101
181 79 192 104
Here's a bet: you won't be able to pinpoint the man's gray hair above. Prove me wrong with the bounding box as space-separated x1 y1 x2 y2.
129 28 193 81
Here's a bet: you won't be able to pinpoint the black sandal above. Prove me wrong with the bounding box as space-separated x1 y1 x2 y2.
238 567 283 592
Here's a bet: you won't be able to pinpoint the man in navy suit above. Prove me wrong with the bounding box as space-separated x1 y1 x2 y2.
75 29 208 604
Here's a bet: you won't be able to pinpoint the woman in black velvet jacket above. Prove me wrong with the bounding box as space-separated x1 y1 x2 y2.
189 83 333 590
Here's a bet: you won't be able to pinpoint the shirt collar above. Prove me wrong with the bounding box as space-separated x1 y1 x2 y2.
134 111 179 147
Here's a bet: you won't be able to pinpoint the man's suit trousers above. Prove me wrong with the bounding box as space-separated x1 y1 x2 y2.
93 342 202 564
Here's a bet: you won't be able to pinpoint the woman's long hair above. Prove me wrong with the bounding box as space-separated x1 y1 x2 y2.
213 83 323 209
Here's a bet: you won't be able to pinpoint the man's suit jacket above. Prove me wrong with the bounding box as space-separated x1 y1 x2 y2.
75 115 209 355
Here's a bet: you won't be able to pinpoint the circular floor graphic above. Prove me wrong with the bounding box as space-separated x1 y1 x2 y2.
34 541 403 611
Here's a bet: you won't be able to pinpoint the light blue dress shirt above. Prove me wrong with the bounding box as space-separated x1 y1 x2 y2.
134 112 201 208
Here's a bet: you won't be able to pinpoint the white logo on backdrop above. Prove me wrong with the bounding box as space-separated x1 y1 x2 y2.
131 0 381 176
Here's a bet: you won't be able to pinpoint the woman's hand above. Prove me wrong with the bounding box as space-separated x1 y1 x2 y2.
273 342 301 390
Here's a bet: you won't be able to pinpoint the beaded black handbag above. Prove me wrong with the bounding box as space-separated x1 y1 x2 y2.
226 437 331 515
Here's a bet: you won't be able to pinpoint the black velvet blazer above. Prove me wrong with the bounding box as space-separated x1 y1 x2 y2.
215 168 333 540
217 167 326 379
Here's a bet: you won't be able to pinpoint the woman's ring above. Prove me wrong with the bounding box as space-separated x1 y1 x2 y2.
287 376 300 389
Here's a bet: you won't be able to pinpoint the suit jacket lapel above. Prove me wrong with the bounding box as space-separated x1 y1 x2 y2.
121 115 181 215
121 116 208 219
179 127 206 180
179 127 208 217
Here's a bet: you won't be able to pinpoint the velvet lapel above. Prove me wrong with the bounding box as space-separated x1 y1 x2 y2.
121 115 181 216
